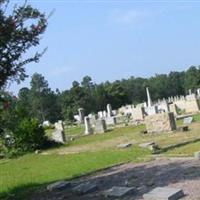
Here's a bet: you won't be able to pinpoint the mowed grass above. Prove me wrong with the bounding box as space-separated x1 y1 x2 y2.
1 113 200 199
164 140 200 156
0 147 150 199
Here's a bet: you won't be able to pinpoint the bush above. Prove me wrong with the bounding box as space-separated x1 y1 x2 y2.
12 118 47 152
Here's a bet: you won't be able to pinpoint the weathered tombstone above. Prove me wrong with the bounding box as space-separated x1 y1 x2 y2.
73 182 97 195
145 112 176 133
107 104 113 117
106 116 117 125
103 110 107 118
145 105 158 116
84 116 93 135
103 186 135 198
183 117 193 124
98 111 103 119
78 108 85 123
52 121 66 143
88 114 97 125
95 119 107 133
55 120 64 131
131 107 145 121
143 187 184 200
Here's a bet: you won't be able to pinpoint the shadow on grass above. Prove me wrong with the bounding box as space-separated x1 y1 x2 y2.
3 158 200 200
156 137 200 154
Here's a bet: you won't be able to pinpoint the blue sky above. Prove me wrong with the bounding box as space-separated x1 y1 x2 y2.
8 0 200 94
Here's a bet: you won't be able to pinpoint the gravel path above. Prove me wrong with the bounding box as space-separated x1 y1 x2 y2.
31 157 200 200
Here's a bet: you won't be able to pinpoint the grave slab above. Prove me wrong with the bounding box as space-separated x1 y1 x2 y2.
73 182 97 195
139 142 155 148
117 142 132 148
103 186 135 198
183 117 193 124
143 187 184 200
47 181 71 191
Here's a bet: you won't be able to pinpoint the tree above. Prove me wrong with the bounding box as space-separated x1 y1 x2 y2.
184 66 200 92
0 0 47 88
30 73 60 123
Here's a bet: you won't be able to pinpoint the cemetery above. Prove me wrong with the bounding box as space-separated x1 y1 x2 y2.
1 1 200 200
1 87 200 200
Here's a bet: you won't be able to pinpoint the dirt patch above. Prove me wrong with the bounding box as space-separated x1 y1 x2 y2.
31 157 200 200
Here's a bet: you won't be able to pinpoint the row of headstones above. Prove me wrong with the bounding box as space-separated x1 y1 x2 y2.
84 117 107 135
77 104 114 124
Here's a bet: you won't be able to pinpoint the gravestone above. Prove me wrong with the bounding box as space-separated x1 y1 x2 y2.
183 117 193 124
107 104 113 117
73 182 97 195
84 116 93 135
43 120 50 127
143 187 184 200
78 108 85 123
131 107 145 121
95 119 107 133
145 106 158 116
145 112 176 133
103 186 135 198
106 116 117 125
98 111 103 119
52 121 66 143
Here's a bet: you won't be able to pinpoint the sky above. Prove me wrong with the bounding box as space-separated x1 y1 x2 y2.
7 0 200 94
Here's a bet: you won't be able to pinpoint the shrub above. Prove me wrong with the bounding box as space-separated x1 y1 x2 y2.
12 118 47 152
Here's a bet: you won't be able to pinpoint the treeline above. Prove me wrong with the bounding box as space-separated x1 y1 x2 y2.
17 66 200 123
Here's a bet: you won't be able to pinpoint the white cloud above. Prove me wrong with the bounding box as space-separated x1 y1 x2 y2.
110 9 153 25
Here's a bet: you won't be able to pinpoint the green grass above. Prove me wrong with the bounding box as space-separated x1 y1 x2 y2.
164 140 200 156
2 113 200 199
0 147 150 199
65 125 84 136
193 113 200 122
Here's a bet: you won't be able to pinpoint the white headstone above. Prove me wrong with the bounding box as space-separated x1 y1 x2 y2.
107 104 113 117
78 108 85 123
84 116 93 135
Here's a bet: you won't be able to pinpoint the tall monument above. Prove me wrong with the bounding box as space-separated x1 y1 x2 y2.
146 87 153 107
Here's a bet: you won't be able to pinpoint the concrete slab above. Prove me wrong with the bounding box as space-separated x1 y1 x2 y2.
117 142 132 148
139 142 155 148
143 187 184 200
73 182 97 195
183 117 193 124
103 186 135 198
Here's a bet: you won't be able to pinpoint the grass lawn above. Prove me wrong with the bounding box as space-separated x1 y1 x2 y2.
164 140 200 156
0 147 150 199
1 113 200 199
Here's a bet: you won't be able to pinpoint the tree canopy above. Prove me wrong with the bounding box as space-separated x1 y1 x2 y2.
0 0 47 88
